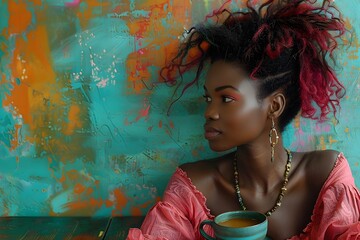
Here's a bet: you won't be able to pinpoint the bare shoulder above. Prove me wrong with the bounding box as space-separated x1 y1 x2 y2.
179 154 230 193
304 149 341 189
305 149 340 170
179 157 218 187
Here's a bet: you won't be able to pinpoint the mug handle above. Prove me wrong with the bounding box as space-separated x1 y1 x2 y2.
199 220 216 240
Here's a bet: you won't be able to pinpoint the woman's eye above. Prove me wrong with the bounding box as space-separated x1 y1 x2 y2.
222 96 234 103
203 95 211 102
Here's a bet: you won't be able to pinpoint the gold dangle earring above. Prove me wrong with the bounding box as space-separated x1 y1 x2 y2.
269 118 279 163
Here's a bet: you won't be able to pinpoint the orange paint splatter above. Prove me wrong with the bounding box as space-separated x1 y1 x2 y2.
65 105 83 135
169 120 174 129
86 187 94 195
105 200 113 207
192 149 199 157
66 198 103 212
74 183 86 194
66 170 80 181
294 115 301 129
3 0 96 164
130 199 156 216
187 41 210 63
191 145 205 157
3 23 58 129
3 82 31 125
135 0 171 12
112 189 128 214
348 52 359 60
0 74 5 85
158 120 163 128
89 197 103 208
66 201 88 211
328 136 338 145
126 50 152 94
32 0 42 6
319 136 326 150
131 207 142 216
7 1 32 34
59 175 66 183
75 0 111 29
121 0 192 94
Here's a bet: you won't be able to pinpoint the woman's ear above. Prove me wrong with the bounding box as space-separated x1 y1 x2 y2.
268 92 286 118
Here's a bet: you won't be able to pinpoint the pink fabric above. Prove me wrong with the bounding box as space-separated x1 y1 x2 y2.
127 153 360 240
288 153 360 240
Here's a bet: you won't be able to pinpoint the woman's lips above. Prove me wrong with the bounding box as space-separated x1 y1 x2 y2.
204 127 222 139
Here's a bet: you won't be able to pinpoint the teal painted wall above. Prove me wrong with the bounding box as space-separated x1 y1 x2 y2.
0 0 359 217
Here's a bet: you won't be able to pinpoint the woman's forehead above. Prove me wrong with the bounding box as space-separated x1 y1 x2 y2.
205 60 255 89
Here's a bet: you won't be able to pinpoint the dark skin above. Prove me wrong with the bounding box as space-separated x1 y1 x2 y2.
180 60 339 240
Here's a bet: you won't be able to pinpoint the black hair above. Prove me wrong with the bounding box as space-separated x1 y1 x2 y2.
161 0 346 132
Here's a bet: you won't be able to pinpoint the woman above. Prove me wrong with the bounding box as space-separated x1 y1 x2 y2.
127 0 360 239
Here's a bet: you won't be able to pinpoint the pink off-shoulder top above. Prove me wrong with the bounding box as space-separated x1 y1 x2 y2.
127 153 360 239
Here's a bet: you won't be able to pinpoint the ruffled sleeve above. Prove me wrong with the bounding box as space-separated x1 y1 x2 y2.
309 182 360 239
126 168 214 240
289 153 360 240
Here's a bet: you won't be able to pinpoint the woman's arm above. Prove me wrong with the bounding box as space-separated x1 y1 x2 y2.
126 168 213 240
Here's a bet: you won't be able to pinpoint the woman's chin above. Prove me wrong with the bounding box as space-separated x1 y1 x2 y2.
208 143 232 152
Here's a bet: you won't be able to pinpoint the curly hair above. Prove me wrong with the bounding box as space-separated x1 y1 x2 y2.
161 0 346 131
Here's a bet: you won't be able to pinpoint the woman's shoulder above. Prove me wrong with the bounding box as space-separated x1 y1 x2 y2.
178 154 232 195
302 149 340 171
303 149 340 167
179 157 220 184
297 149 341 190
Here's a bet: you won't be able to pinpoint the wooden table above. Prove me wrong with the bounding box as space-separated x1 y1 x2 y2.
104 216 145 240
0 216 144 240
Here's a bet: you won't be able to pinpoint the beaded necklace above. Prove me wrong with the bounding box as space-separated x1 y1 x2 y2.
233 149 292 216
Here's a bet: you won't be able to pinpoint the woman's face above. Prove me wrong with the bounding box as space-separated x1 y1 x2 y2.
203 60 269 152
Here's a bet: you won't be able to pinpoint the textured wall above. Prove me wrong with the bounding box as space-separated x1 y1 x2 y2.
0 0 359 217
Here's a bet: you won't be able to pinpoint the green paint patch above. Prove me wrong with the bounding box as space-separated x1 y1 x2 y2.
0 1 9 32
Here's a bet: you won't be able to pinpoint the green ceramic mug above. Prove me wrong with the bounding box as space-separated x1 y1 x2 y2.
199 211 268 240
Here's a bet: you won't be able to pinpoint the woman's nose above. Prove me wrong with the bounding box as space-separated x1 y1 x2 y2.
204 103 220 120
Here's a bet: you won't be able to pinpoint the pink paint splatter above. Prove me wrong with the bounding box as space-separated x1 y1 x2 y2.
65 0 81 7
135 104 150 122
315 124 322 133
323 124 331 132
96 78 109 88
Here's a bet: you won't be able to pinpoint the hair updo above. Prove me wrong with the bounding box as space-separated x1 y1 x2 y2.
161 0 346 131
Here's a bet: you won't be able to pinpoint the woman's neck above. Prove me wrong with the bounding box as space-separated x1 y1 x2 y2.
234 140 289 194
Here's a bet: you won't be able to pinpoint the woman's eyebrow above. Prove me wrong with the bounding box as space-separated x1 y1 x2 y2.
203 85 239 92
